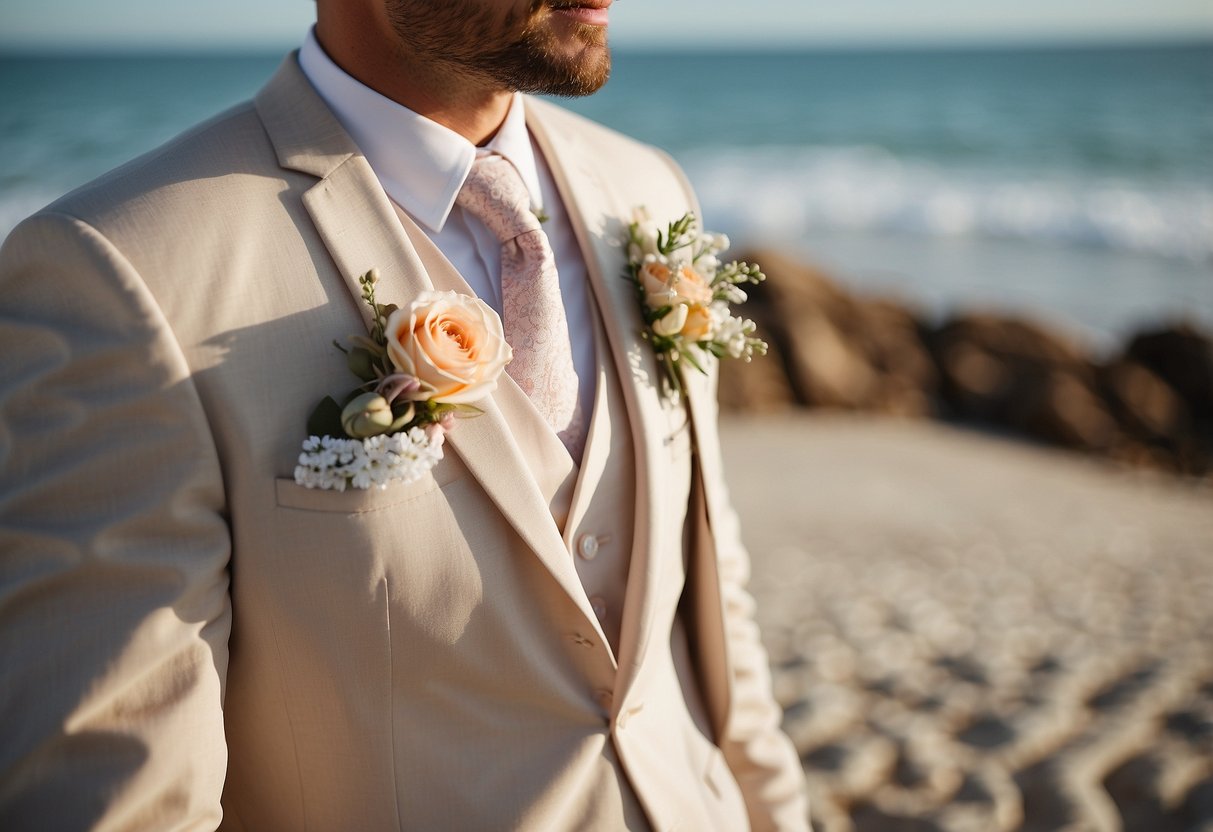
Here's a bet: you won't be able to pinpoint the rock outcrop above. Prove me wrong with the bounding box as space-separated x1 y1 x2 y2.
719 248 1213 476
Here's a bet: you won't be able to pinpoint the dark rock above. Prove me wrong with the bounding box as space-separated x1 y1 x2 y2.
1123 323 1213 426
716 337 796 413
854 299 938 417
1013 371 1120 452
1097 360 1189 445
926 313 1121 451
730 248 938 415
715 247 1213 476
1099 344 1213 475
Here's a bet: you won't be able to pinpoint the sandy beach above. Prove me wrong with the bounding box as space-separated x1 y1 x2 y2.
722 413 1213 831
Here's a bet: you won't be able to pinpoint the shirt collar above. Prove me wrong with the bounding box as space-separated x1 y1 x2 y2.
298 28 544 233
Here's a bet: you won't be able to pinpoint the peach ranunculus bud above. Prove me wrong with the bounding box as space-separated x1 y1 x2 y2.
385 290 512 404
652 304 689 337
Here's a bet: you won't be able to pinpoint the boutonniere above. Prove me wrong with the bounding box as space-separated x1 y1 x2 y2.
293 269 512 491
625 208 767 396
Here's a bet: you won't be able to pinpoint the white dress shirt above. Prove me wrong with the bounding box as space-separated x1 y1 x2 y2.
299 30 597 431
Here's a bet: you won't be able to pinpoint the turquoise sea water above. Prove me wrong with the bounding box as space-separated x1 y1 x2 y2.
2 44 1210 341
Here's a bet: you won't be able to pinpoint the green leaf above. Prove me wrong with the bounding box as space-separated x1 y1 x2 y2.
431 402 485 419
306 396 346 438
348 334 384 354
346 347 378 382
661 352 685 397
645 305 674 326
388 401 416 433
681 348 708 376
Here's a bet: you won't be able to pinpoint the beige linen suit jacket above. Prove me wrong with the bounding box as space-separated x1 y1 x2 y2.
0 56 807 830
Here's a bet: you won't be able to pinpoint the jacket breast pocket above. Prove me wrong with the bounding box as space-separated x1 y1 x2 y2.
273 459 463 514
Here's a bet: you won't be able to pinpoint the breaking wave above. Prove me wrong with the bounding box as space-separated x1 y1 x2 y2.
683 145 1213 263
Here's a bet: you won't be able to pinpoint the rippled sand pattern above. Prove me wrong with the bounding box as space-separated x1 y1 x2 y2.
722 415 1213 832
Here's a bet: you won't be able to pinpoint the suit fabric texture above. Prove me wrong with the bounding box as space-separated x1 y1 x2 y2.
0 56 809 831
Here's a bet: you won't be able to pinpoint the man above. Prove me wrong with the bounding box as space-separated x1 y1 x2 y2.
0 1 809 829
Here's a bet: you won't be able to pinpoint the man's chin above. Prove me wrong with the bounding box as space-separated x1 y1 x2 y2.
531 54 611 97
529 10 610 91
507 34 611 96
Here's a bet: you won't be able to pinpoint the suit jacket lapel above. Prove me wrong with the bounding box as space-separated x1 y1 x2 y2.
391 207 609 642
255 57 607 640
255 56 432 328
525 97 673 701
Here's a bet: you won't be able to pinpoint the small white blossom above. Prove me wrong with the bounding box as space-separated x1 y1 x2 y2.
710 304 756 359
697 253 720 278
717 282 748 304
293 428 445 491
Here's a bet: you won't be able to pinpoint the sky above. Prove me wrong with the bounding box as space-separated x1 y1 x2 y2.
1 0 1212 51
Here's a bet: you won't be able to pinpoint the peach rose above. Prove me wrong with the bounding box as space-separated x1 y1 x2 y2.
639 261 676 309
673 265 715 305
385 290 511 404
639 261 714 309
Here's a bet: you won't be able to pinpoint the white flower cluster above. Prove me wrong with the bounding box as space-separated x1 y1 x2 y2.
627 207 766 368
627 208 730 278
709 301 761 359
293 427 444 491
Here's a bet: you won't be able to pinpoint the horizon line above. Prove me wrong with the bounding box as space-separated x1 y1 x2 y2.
2 32 1211 58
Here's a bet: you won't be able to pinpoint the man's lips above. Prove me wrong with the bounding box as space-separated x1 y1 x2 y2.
551 1 611 26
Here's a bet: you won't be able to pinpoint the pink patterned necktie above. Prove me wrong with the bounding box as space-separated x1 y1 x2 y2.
456 154 585 459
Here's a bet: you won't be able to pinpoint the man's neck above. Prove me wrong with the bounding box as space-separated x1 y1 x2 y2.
314 17 512 147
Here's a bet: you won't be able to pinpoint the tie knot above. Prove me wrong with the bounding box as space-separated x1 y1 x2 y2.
455 155 541 244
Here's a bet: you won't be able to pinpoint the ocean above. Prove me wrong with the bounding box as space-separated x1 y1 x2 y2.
2 44 1210 348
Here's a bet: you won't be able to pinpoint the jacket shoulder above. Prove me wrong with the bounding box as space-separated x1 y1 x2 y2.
43 101 278 233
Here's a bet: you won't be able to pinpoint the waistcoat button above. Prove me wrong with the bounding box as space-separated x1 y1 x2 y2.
577 533 600 560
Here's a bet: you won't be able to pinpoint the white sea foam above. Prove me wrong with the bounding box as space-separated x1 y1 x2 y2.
683 146 1213 264
4 146 1210 269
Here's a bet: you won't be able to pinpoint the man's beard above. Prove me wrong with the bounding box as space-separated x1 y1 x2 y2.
385 0 611 97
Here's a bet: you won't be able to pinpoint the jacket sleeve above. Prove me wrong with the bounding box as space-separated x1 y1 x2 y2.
0 212 231 830
689 360 811 831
